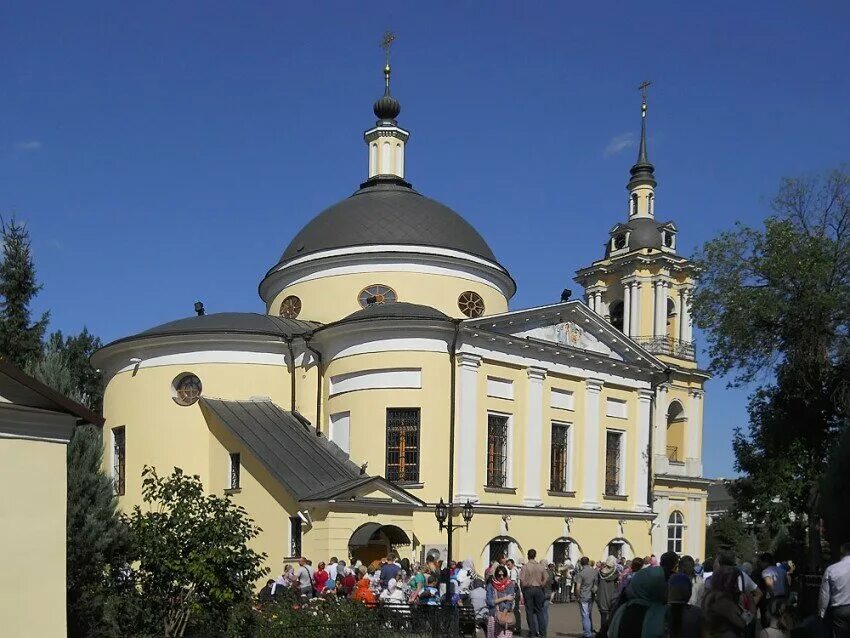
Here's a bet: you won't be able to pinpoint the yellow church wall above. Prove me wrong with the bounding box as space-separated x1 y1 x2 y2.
323 350 452 504
0 438 67 638
102 361 292 509
269 270 509 324
541 373 585 508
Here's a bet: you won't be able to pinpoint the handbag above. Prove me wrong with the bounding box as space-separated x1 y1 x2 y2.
496 608 514 627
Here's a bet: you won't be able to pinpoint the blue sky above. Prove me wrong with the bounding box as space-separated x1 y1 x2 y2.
2 2 849 477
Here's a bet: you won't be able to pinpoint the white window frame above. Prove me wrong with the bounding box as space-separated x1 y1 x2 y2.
228 452 241 490
329 411 351 454
667 511 684 553
486 410 514 488
111 426 126 496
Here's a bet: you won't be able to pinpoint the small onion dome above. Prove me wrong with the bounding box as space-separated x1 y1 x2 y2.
373 91 400 121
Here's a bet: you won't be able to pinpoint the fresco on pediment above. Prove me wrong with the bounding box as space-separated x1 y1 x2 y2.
514 321 620 359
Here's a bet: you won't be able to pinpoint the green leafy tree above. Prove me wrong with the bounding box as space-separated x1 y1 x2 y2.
0 217 48 367
108 467 268 637
692 168 850 567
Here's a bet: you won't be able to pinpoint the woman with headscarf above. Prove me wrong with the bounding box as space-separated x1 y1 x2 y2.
380 577 406 604
486 565 516 638
678 555 705 607
340 565 357 597
608 566 669 638
596 556 621 630
703 565 751 638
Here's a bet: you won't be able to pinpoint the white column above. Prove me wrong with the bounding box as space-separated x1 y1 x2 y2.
681 289 693 343
635 389 653 511
587 292 595 313
652 496 669 556
594 291 603 316
455 353 482 501
523 367 547 506
685 389 704 477
582 379 604 508
654 280 665 338
654 384 669 475
622 284 631 336
630 281 641 337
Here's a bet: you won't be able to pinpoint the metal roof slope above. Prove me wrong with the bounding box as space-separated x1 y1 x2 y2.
200 398 361 500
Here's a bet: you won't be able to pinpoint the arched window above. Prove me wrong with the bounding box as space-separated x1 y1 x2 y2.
647 192 654 216
610 300 624 332
667 297 676 317
666 401 685 462
631 193 639 216
667 511 684 553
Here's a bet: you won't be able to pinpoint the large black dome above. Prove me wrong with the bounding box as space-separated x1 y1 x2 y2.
278 178 498 265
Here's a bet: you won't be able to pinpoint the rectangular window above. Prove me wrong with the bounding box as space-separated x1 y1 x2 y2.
386 408 420 483
112 427 125 496
486 414 509 487
229 452 241 490
289 516 302 558
605 431 623 495
606 398 628 419
550 423 570 492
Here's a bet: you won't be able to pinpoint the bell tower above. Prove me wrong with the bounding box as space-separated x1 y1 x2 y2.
574 83 697 367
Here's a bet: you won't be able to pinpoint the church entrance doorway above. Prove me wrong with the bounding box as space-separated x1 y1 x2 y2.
348 523 410 566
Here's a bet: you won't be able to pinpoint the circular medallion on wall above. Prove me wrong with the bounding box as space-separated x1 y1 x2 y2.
172 373 202 406
358 284 397 307
458 291 485 318
279 295 302 319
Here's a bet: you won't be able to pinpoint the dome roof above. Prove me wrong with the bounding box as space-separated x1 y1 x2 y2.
341 302 449 323
607 218 672 256
277 178 498 266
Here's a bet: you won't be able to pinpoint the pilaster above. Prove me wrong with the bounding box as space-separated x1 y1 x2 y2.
523 367 547 507
455 353 482 501
581 378 604 508
635 389 653 511
653 384 669 475
685 389 704 477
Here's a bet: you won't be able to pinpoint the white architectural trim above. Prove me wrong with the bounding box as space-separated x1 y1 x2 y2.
523 367 547 506
582 378 604 508
550 388 575 411
486 376 514 400
622 282 631 337
635 389 652 511
455 353 482 502
654 384 669 475
328 368 421 396
329 411 351 454
113 349 289 375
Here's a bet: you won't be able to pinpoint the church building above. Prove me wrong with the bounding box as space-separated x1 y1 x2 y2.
93 58 709 570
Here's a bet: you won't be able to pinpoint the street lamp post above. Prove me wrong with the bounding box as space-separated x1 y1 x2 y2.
434 498 474 563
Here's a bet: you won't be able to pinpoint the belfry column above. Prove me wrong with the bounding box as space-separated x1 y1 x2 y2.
654 280 666 338
629 281 641 337
622 284 632 337
523 367 547 506
680 288 693 343
654 384 669 475
455 353 482 501
582 379 604 508
635 389 653 511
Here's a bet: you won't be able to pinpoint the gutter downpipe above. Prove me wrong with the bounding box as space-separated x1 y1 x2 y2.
284 337 296 413
303 335 323 436
446 319 463 564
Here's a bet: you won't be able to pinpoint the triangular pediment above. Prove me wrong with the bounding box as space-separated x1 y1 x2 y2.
463 301 664 369
303 476 425 507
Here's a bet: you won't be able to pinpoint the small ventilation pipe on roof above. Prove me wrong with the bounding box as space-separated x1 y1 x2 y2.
283 337 296 413
194 301 205 316
303 335 323 437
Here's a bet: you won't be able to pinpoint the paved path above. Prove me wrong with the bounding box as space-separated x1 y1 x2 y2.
510 601 601 638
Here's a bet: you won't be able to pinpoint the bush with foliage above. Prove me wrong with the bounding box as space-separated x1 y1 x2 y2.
105 467 268 637
255 596 397 638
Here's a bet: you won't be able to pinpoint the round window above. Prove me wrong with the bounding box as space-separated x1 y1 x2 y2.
358 284 397 307
172 373 202 406
458 291 485 318
279 295 302 319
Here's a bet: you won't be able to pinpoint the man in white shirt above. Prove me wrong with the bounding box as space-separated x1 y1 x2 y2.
327 556 339 582
819 542 850 637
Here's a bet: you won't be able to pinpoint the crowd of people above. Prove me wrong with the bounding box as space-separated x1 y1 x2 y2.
256 542 850 638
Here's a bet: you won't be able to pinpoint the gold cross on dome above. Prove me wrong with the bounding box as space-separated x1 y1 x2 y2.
380 31 396 65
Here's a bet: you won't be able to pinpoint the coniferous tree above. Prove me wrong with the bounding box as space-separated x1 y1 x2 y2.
0 217 48 367
46 329 104 411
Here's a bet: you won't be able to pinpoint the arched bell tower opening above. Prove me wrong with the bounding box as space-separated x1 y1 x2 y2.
666 400 686 465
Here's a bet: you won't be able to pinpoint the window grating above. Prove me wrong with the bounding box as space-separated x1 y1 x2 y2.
550 423 570 492
605 431 622 495
289 516 302 558
553 541 571 565
229 452 241 490
112 427 125 496
489 540 510 564
386 408 420 483
487 414 509 488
